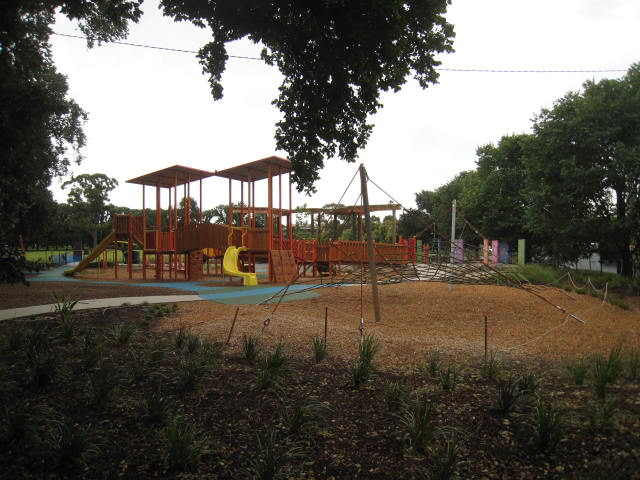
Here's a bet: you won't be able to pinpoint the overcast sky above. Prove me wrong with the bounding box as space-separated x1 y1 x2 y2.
49 0 639 217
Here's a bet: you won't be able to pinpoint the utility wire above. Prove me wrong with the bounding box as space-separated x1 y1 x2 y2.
53 32 627 73
52 32 263 61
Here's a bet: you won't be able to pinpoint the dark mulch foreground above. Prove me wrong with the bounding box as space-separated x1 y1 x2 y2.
1 305 639 479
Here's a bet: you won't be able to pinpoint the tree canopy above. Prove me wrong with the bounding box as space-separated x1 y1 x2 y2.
160 0 455 193
0 1 142 247
402 63 640 276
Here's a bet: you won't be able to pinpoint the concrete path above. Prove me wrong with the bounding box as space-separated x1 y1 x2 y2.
0 295 202 321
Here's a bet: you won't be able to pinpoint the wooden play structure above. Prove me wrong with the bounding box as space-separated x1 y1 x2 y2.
64 156 416 284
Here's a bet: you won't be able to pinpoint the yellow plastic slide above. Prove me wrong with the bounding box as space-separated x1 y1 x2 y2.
222 246 258 286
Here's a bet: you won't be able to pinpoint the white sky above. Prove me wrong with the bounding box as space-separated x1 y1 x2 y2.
49 0 639 217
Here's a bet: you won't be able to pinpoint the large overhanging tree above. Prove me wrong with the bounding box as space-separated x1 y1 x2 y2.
160 0 455 193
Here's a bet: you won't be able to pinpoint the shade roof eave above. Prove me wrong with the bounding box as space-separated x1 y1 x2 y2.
126 165 217 188
214 155 291 182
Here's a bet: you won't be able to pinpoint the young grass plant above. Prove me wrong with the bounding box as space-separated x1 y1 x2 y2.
626 348 639 381
257 342 294 390
401 394 437 453
311 336 328 363
481 350 502 381
280 396 330 436
139 382 175 426
424 433 463 480
53 419 99 472
243 334 260 362
24 327 60 388
528 398 563 452
586 400 617 432
53 294 79 323
247 427 301 480
88 365 119 407
176 357 206 394
105 323 137 346
385 381 408 412
81 328 104 369
515 372 539 396
439 366 459 393
416 351 442 378
565 355 589 385
591 346 624 399
350 334 380 387
5 321 24 351
163 416 204 471
494 376 521 414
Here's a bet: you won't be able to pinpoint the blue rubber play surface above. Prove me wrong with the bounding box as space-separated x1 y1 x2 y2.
29 264 323 304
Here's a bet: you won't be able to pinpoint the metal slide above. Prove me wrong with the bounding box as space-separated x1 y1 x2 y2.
222 246 259 286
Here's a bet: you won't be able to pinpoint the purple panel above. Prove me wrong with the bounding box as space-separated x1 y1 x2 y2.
491 240 499 264
454 239 464 263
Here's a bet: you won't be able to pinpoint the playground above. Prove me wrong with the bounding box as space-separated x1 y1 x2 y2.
3 155 640 479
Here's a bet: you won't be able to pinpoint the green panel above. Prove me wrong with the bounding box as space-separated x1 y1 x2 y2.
517 239 526 265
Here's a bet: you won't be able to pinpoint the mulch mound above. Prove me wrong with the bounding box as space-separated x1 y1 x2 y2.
2 277 638 366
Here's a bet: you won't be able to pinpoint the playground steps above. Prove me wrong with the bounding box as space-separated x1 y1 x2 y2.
64 231 117 276
270 250 298 283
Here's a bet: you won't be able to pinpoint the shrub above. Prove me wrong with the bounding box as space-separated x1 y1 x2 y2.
174 326 189 351
311 336 328 363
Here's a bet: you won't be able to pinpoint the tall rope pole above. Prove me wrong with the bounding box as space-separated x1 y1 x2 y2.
448 199 457 291
360 164 382 323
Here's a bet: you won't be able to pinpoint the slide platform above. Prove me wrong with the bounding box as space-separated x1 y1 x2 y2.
222 246 259 286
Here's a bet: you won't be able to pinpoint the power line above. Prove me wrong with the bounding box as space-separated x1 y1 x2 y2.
52 32 263 61
52 32 628 73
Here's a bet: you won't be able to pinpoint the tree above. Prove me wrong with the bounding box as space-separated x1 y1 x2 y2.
0 1 142 247
465 134 532 246
160 0 455 192
526 64 640 275
63 174 119 248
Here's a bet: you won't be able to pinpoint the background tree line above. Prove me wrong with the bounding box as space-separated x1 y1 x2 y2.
399 63 640 277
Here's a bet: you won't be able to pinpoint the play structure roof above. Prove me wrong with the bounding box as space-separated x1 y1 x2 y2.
126 165 217 188
303 204 402 215
215 156 291 182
